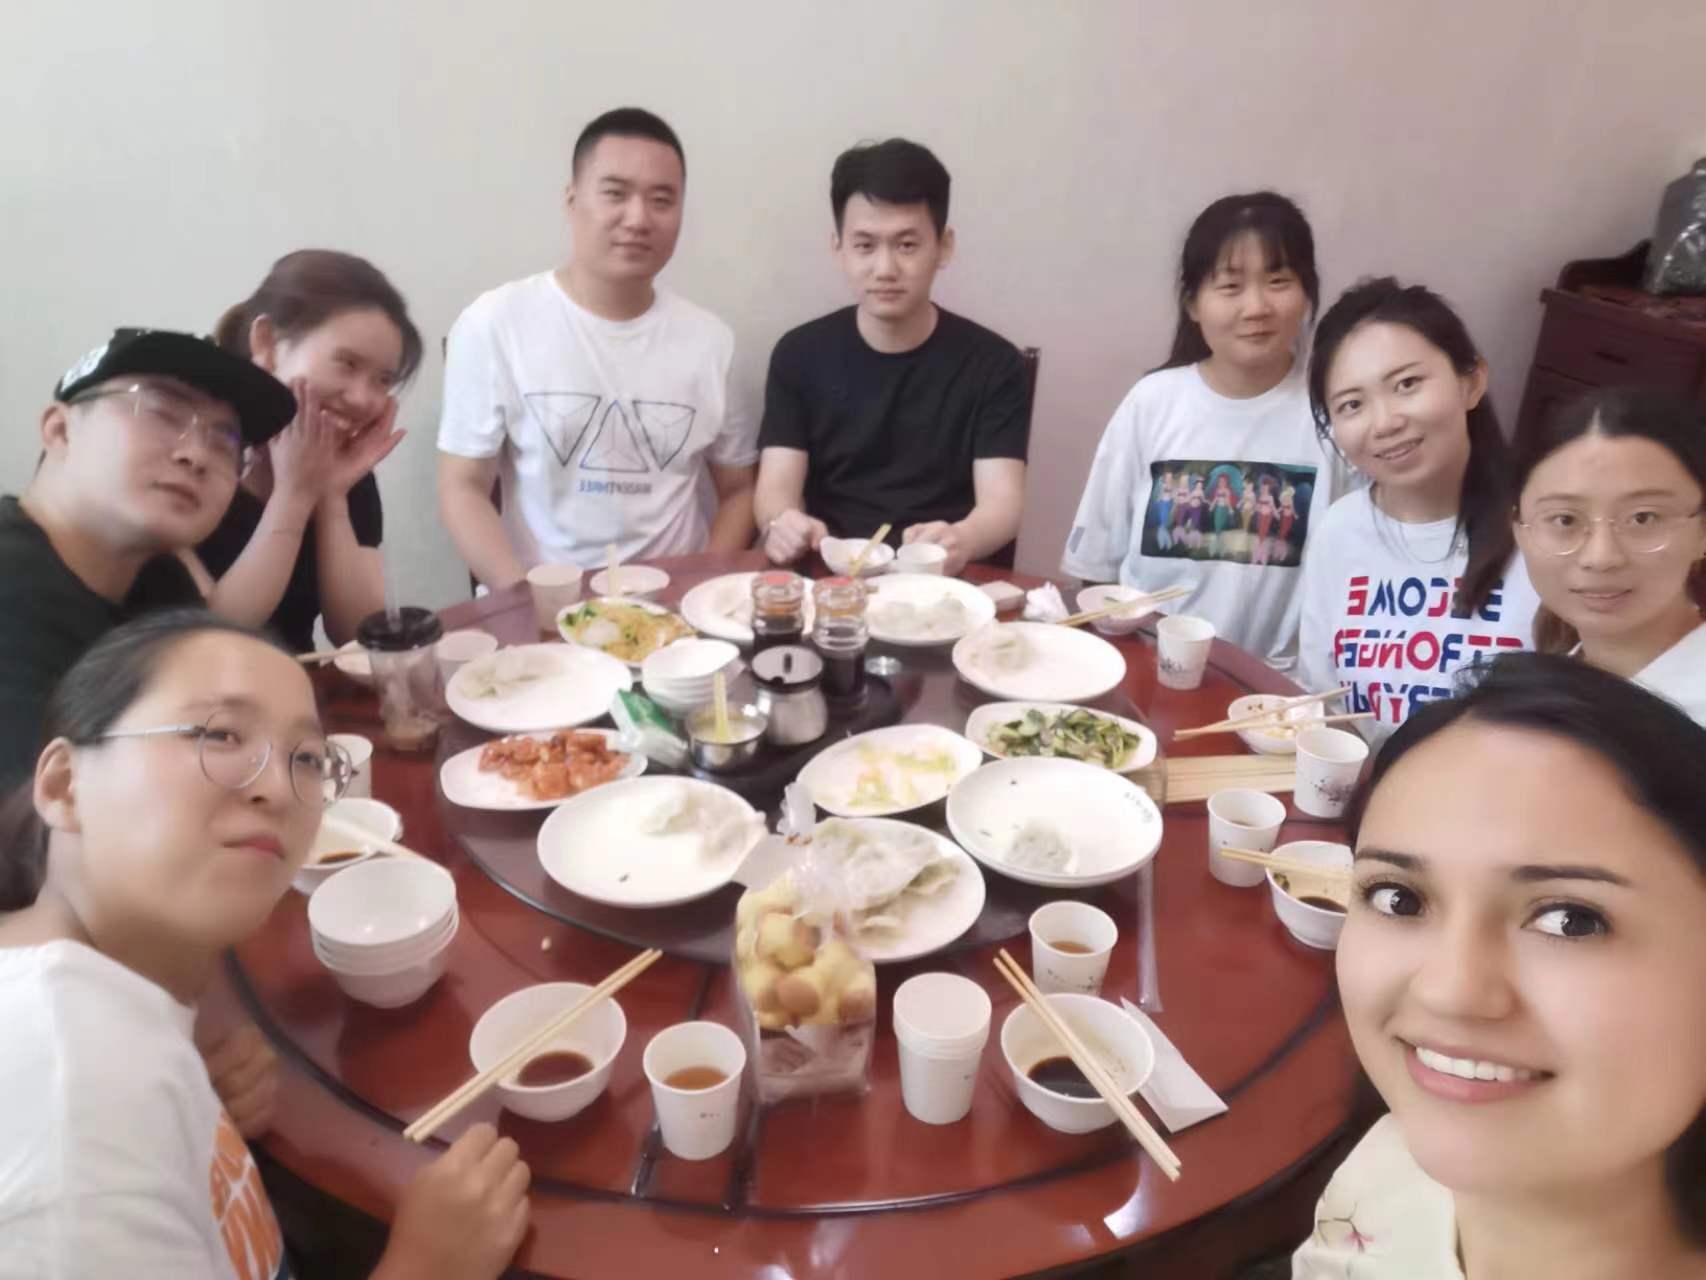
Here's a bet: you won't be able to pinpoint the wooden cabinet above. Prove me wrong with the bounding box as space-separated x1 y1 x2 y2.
1516 242 1706 443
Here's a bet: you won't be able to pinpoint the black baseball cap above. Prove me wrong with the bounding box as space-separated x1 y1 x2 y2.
54 328 297 446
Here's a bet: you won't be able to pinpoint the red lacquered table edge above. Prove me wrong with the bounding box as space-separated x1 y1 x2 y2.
205 552 1363 1279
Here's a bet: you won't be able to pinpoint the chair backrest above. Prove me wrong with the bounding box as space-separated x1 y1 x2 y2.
1020 346 1041 434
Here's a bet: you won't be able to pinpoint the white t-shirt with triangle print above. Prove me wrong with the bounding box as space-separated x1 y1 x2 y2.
438 272 757 568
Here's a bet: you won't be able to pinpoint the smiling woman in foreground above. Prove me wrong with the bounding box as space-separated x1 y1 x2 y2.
1294 653 1706 1279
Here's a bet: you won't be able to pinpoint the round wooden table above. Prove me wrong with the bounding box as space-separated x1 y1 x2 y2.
209 552 1360 1279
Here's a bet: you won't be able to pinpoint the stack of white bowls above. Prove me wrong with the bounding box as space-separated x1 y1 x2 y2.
641 638 743 717
308 858 459 1008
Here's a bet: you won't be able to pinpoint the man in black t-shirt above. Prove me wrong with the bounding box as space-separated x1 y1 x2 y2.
755 139 1029 575
0 329 294 785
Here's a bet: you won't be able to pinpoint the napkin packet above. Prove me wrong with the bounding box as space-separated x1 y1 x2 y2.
1023 583 1069 623
1120 998 1228 1132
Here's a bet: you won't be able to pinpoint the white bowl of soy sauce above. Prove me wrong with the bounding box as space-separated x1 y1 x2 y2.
999 993 1155 1134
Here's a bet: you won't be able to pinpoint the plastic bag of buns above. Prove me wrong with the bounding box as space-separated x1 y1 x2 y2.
732 826 877 1103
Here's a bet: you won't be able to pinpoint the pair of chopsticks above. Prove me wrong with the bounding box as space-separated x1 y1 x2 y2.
297 641 360 666
993 950 1181 1180
317 812 432 864
1151 755 1296 805
1217 846 1352 882
1057 584 1192 629
846 523 892 577
1175 687 1348 740
405 949 663 1143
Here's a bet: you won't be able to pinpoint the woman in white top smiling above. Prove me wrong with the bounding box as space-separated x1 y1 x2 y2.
1511 386 1706 724
1295 654 1706 1279
1298 279 1539 743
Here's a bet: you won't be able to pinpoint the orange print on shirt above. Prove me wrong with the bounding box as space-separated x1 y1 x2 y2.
208 1109 284 1280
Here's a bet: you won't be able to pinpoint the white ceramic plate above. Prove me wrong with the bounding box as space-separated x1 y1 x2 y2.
864 574 998 647
826 820 987 964
964 702 1158 774
589 565 670 599
537 776 764 908
446 644 633 734
679 572 817 646
556 597 696 669
951 622 1128 704
439 730 647 811
947 757 1163 888
797 724 985 818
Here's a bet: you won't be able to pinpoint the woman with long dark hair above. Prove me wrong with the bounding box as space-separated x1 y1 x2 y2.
1296 653 1706 1276
187 250 423 651
1063 192 1344 670
0 611 529 1278
1298 278 1539 742
1511 386 1706 724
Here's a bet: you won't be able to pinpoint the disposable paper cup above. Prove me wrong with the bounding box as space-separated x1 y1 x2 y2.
892 973 992 1125
1156 616 1215 690
526 564 584 634
643 1022 746 1161
435 629 498 686
1207 788 1289 887
328 733 373 800
1295 727 1370 818
1027 902 1117 995
896 543 948 575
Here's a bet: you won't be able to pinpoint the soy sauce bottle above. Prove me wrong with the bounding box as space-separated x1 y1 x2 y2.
751 571 807 654
812 576 869 701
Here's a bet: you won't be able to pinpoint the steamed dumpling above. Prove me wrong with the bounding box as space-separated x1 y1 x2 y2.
1006 820 1077 875
965 624 1031 673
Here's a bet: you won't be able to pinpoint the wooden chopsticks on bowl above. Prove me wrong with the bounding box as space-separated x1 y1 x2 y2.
1174 687 1347 739
1216 846 1352 882
1174 709 1370 743
1057 585 1193 629
317 813 433 863
296 641 360 666
404 948 662 1143
846 523 892 577
993 949 1181 1181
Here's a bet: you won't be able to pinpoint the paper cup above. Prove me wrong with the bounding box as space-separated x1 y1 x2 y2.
1027 902 1117 995
1156 616 1215 690
896 543 948 575
328 733 373 800
1207 788 1288 887
642 1021 746 1161
1295 727 1371 818
892 973 991 1125
435 629 498 687
526 564 584 634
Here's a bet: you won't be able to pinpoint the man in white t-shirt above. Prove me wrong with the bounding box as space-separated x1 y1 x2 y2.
437 108 758 588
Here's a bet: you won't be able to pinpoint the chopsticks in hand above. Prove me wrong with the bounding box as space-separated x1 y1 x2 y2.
993 949 1181 1180
403 949 663 1143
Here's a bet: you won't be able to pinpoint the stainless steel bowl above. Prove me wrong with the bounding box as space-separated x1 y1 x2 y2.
686 703 767 772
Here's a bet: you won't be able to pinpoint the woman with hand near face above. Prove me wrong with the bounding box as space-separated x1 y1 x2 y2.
0 612 530 1280
188 251 422 651
1511 387 1706 724
1295 653 1706 1279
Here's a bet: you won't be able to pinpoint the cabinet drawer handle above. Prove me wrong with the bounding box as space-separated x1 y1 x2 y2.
1593 349 1631 366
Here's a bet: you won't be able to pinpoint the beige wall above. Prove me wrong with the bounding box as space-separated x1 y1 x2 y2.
4 0 1702 608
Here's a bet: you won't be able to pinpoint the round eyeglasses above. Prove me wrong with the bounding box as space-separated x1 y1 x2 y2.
99 708 352 809
70 381 245 472
1516 507 1704 558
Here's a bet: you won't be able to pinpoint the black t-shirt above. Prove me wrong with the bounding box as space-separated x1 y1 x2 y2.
0 496 204 787
758 307 1029 559
197 474 384 653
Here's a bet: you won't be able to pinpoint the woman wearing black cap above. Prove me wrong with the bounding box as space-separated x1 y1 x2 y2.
185 250 423 653
0 328 294 786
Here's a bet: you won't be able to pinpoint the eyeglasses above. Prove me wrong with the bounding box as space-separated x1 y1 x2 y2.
70 382 245 470
1516 507 1705 557
98 709 351 809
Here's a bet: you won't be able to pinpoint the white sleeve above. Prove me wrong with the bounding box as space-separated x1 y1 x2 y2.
705 336 758 469
1296 528 1337 694
1061 392 1144 582
437 300 517 460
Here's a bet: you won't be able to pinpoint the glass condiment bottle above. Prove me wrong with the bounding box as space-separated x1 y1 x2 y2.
811 576 869 700
751 571 807 653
